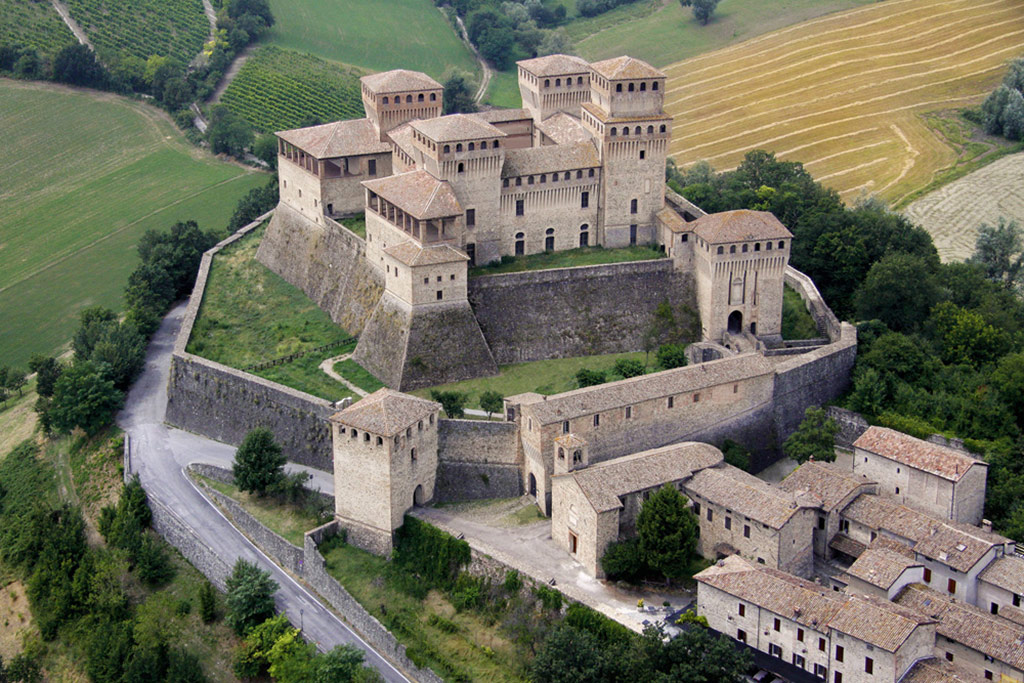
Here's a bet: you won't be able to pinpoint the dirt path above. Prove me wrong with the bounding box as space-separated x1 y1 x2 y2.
450 12 490 104
209 44 255 104
50 0 93 50
190 0 218 68
319 353 368 398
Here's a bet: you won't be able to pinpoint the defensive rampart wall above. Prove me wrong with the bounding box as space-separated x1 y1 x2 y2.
434 419 522 502
468 259 698 364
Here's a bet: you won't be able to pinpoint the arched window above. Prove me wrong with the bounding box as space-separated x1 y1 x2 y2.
546 228 555 235
628 82 635 92
457 162 464 173
579 224 590 247
480 140 487 149
494 140 500 148
588 169 594 177
623 127 629 136
564 171 571 180
443 144 450 153
430 92 437 101
456 143 463 152
545 228 554 251
766 242 773 251
406 95 412 103
515 232 525 256
576 170 582 179
558 447 565 460
611 127 617 136
616 83 623 92
418 93 424 102
577 76 583 85
539 174 546 183
742 244 748 252
635 126 641 135
640 82 647 91
660 124 667 133
545 79 550 87
779 241 785 249
630 198 638 214
717 246 724 254
383 96 389 104
555 78 561 87
468 142 475 151
730 245 737 253
754 243 761 251
653 82 659 90
647 125 654 134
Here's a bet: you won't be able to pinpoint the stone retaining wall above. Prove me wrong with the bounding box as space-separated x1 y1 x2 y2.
434 462 523 503
827 406 870 449
148 493 234 591
437 419 518 464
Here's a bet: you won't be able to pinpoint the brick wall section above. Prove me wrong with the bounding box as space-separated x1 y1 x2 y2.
303 522 444 683
468 259 698 364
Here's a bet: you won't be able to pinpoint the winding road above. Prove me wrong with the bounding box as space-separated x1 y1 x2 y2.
117 303 408 683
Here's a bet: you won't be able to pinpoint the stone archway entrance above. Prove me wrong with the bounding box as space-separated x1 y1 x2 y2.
529 473 537 496
413 484 424 506
728 310 743 334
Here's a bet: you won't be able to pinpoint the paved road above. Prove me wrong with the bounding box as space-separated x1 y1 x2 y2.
117 302 407 682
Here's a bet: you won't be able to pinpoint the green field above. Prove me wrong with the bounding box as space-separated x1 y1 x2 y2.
568 0 874 67
0 0 76 55
0 80 266 368
64 0 210 63
265 0 479 80
221 46 366 132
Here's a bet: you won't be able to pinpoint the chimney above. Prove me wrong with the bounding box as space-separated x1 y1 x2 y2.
981 519 993 533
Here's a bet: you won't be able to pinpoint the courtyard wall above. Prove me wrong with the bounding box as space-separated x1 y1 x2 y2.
435 419 521 502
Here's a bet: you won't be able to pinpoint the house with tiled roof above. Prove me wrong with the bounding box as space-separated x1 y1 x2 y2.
853 426 988 525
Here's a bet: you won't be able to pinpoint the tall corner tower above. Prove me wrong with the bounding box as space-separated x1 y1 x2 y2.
516 54 593 126
361 69 443 140
583 56 671 248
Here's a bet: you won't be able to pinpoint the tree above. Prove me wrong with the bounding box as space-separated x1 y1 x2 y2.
27 355 61 398
991 351 1024 428
207 105 253 157
252 133 279 169
479 390 504 419
575 368 606 388
614 359 646 378
854 253 939 332
226 559 279 636
657 343 688 370
1002 88 1024 141
311 645 367 683
600 537 647 582
72 306 118 359
971 217 1024 290
233 427 286 496
52 43 107 87
721 439 750 471
783 406 839 463
3 368 27 397
48 361 123 435
649 623 751 683
637 485 698 583
430 390 468 418
89 321 147 390
531 624 607 683
199 580 218 624
442 71 477 115
538 29 571 57
691 0 720 24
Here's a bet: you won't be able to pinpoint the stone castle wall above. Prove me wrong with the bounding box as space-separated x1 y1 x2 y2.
256 203 384 335
468 259 697 365
435 419 522 502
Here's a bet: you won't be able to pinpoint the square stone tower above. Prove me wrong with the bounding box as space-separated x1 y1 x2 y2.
361 69 444 140
329 389 442 555
517 54 592 124
582 56 672 248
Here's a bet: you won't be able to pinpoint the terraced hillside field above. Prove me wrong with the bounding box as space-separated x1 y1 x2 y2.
0 80 266 368
665 0 1024 205
903 152 1024 262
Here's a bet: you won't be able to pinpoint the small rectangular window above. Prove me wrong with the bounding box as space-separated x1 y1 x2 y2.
819 637 826 652
581 191 589 208
991 602 999 615
693 393 700 403
466 208 475 226
593 414 600 427
835 673 842 683
725 517 732 530
667 396 674 408
948 578 957 594
516 199 524 216
945 652 954 662
625 406 632 419
773 618 780 632
797 628 804 642
836 645 844 662
1015 594 1021 607
368 159 377 176
707 508 713 522
744 525 750 538
411 448 417 461
738 603 745 616
436 290 443 300
737 629 746 643
562 420 569 434
818 516 826 530
865 657 873 674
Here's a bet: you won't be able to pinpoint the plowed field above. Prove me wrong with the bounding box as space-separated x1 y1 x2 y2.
664 0 1024 204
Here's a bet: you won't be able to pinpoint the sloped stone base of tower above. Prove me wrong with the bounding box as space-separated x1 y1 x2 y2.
256 202 383 335
353 293 499 391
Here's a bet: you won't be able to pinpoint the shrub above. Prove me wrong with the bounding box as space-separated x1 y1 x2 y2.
656 343 688 369
430 390 468 419
392 515 470 594
233 427 286 496
600 537 647 583
722 439 751 472
614 359 646 378
226 559 279 636
535 584 563 612
503 569 523 594
575 368 606 388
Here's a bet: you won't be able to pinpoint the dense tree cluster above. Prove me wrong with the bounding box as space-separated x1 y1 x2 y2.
679 0 721 24
979 57 1024 141
439 0 570 70
576 0 642 18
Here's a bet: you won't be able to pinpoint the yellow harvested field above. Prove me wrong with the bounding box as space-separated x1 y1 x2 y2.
664 0 1024 204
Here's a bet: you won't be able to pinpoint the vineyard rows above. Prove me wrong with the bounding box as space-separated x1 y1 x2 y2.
64 0 208 64
221 47 365 132
0 0 76 55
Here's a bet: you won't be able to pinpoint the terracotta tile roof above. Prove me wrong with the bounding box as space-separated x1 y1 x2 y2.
897 585 1024 670
854 427 984 482
828 592 934 652
869 534 916 558
362 170 462 219
691 210 793 245
517 54 591 77
387 123 417 161
538 113 593 145
696 555 843 631
980 555 1024 596
557 442 723 513
901 659 975 683
276 118 391 159
502 142 599 177
383 241 468 267
778 461 871 512
410 114 505 142
842 495 1008 573
329 388 439 437
687 464 812 529
590 55 665 80
581 102 670 124
830 533 867 558
657 206 689 233
999 604 1024 628
361 69 442 93
472 108 532 123
846 548 922 589
523 353 773 426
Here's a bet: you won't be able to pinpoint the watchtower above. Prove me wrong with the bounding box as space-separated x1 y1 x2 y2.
330 389 442 555
582 56 671 248
517 54 592 125
361 70 443 141
553 434 589 475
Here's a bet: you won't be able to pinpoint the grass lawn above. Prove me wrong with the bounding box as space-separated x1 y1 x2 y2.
339 213 366 239
411 350 652 409
265 0 478 81
335 359 385 394
484 69 522 109
469 244 663 276
321 540 528 682
0 379 38 458
256 352 356 402
0 80 266 368
664 0 1024 204
199 476 324 546
781 286 821 340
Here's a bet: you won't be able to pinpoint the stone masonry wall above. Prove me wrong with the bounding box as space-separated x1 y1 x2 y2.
468 259 697 364
257 202 384 335
148 494 234 591
434 419 522 502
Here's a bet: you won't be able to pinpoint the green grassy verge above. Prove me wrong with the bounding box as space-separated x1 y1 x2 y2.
568 0 875 67
339 213 366 239
781 286 820 340
469 245 664 276
220 46 366 133
0 379 38 458
321 541 528 682
0 0 76 55
484 70 522 109
411 350 651 409
199 476 323 546
0 80 266 368
265 0 478 80
255 352 356 402
64 0 209 64
335 359 385 394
